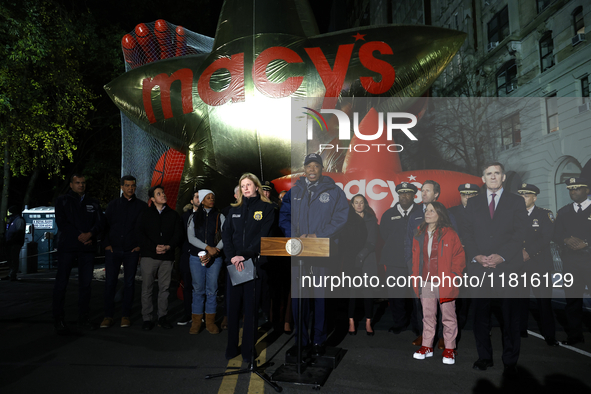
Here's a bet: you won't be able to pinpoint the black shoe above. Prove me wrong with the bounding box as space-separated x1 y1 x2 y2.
561 338 584 346
520 330 528 338
312 343 326 357
503 364 519 379
177 315 192 326
366 330 375 337
78 316 98 330
473 359 494 371
545 339 559 347
54 318 71 335
142 321 155 331
348 329 357 336
158 316 173 329
388 326 403 334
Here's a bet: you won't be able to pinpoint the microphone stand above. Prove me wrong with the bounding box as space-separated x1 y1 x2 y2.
205 259 282 392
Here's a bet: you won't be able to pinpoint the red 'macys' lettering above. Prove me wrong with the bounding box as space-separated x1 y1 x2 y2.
142 68 194 124
358 41 395 94
305 44 354 109
253 47 304 98
198 53 245 106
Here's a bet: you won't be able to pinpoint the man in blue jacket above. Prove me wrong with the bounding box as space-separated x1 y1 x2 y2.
53 174 104 334
100 175 147 329
279 153 348 356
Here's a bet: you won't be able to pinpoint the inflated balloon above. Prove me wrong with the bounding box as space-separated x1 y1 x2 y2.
105 0 467 209
272 107 483 222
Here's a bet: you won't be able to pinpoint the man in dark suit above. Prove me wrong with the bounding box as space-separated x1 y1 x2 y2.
553 177 591 346
517 183 558 346
463 162 527 378
380 182 421 335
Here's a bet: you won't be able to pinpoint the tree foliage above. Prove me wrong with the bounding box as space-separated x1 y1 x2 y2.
0 0 96 177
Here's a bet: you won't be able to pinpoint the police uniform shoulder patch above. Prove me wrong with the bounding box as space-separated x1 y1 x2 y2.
548 212 554 223
319 192 330 203
253 211 263 221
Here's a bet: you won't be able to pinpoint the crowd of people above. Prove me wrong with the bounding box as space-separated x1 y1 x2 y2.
13 156 588 380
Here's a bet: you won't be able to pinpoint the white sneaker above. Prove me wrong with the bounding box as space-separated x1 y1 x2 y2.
413 346 434 360
442 349 456 365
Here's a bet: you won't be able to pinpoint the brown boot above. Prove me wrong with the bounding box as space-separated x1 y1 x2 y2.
205 313 220 334
189 314 203 334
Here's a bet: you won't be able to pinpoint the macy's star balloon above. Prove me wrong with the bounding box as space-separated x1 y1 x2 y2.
105 0 469 210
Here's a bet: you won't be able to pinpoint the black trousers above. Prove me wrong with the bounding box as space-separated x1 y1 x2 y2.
348 297 373 320
386 266 414 332
473 297 521 366
179 252 193 316
519 266 555 341
226 266 261 361
563 258 591 341
7 243 22 280
53 251 95 319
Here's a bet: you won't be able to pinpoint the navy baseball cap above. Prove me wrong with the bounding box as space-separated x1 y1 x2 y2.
304 153 323 167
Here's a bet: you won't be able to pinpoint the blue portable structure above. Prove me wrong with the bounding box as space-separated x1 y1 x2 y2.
21 207 58 271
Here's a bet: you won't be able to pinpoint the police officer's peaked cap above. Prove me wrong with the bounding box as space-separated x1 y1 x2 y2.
304 153 323 167
396 182 418 194
517 183 540 195
458 183 480 194
565 177 590 190
261 181 274 191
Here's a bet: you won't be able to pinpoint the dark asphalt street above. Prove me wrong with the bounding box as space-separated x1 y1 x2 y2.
1 265 591 394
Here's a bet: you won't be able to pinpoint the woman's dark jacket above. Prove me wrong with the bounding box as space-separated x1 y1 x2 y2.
222 195 275 263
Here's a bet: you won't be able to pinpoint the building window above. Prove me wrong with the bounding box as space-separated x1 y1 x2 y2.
555 157 582 212
488 6 509 45
583 77 590 102
573 6 585 35
537 0 554 14
496 60 517 96
539 32 554 72
546 94 559 133
500 113 521 149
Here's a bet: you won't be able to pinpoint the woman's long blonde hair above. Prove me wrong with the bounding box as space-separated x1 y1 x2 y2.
232 173 271 207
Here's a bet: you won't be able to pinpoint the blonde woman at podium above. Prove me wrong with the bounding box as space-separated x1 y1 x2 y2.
222 173 275 362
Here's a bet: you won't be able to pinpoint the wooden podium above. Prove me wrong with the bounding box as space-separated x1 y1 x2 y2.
261 237 343 389
261 237 329 258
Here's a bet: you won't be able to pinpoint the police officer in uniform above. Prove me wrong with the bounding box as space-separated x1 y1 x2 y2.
553 177 591 346
380 182 421 334
517 183 558 346
448 183 480 333
448 183 481 243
